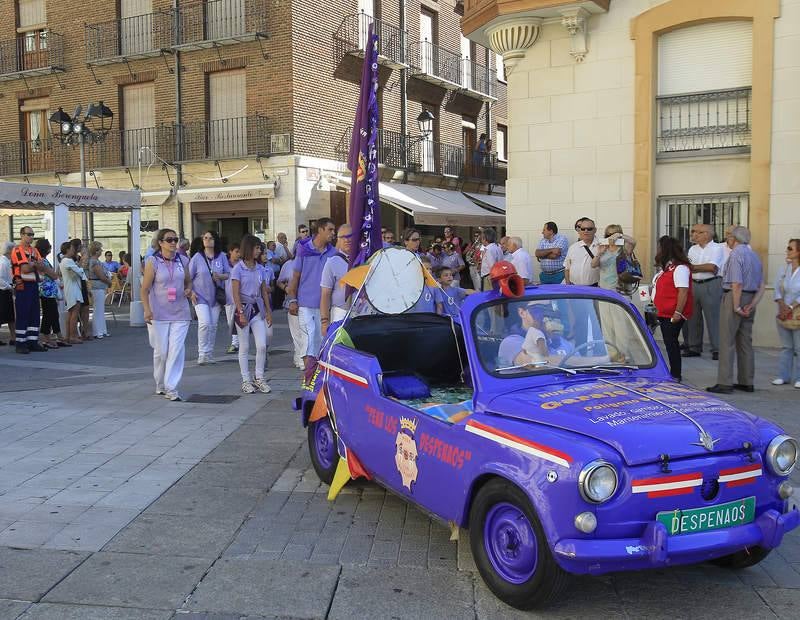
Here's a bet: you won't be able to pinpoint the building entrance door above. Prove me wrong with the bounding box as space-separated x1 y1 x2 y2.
194 216 248 249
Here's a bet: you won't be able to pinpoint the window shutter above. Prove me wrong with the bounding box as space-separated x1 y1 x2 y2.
123 82 155 129
209 70 246 120
658 21 752 95
18 0 46 28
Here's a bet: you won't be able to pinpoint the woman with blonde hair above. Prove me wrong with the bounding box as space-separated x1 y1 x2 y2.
591 224 637 295
86 241 113 339
772 238 800 388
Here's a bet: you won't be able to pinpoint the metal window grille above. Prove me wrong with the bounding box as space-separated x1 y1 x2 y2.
657 193 749 250
657 87 751 156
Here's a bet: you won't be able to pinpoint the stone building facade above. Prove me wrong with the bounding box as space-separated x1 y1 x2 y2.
464 0 800 345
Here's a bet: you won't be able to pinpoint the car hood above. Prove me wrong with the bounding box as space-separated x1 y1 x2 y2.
485 377 759 466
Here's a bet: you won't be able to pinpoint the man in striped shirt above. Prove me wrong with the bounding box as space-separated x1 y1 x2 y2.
707 226 764 394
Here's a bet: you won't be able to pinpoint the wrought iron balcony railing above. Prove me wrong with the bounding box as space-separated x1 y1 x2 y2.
333 12 408 69
86 11 174 64
175 0 267 49
460 57 495 100
0 139 61 175
0 31 65 80
408 40 462 88
336 127 503 184
174 115 288 161
657 87 752 156
81 126 177 169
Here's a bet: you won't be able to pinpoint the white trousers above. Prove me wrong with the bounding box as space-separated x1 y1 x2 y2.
92 289 107 337
287 312 307 367
195 303 221 357
147 320 190 393
225 304 239 346
236 316 269 382
298 306 321 357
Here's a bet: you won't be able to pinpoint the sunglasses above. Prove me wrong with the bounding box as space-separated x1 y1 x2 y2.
162 237 179 243
338 233 354 239
22 231 34 236
579 227 596 232
409 237 421 242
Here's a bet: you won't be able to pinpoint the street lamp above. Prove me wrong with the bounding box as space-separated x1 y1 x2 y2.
417 110 434 138
49 102 114 242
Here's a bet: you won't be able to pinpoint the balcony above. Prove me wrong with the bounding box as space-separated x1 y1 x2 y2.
0 31 65 81
174 0 267 50
0 139 62 176
657 87 752 158
174 115 290 162
408 40 462 90
81 126 178 170
333 12 408 70
86 11 174 65
459 57 495 101
336 127 504 184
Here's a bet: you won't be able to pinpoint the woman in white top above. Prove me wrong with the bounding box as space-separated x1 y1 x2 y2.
59 241 87 344
772 238 800 388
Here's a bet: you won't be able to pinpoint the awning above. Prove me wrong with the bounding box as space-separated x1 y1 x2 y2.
464 192 505 213
379 183 505 227
177 183 275 202
0 182 141 213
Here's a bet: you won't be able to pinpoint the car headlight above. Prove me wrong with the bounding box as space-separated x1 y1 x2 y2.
766 435 799 476
578 460 618 503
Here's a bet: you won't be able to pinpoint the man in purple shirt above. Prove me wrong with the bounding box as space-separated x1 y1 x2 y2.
707 226 764 394
287 217 337 371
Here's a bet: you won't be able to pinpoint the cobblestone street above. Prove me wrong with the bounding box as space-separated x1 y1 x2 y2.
0 314 798 618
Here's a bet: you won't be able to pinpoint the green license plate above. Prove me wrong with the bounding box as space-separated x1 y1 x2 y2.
656 496 756 536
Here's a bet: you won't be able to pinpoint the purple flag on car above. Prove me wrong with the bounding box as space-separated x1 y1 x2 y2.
348 25 382 267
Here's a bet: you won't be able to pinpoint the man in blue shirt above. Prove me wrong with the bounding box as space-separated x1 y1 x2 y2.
535 221 569 284
103 251 121 273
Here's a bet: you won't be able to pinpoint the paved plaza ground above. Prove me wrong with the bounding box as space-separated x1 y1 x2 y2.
0 309 799 619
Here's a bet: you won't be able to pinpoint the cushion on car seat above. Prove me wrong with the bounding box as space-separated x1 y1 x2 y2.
382 373 431 400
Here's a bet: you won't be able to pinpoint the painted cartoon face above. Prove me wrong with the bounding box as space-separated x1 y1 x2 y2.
395 432 418 491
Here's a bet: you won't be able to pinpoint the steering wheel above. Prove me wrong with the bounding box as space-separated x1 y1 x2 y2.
559 339 622 365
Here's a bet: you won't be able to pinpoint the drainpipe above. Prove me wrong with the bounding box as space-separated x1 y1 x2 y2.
399 0 407 170
173 0 185 237
485 48 493 193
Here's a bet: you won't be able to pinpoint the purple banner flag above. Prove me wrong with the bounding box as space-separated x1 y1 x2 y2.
347 25 382 267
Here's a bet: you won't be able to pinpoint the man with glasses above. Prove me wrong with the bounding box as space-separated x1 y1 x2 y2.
564 218 601 286
10 227 47 354
684 224 725 360
382 229 395 248
287 217 337 374
292 224 310 257
320 224 353 335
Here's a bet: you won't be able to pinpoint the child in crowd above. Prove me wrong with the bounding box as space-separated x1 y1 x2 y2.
225 242 241 354
435 267 475 320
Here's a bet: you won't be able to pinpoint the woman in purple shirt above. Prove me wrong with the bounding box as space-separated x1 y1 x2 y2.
189 230 230 365
232 234 273 394
141 228 193 401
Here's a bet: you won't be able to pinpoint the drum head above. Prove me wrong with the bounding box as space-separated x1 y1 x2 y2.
364 247 424 314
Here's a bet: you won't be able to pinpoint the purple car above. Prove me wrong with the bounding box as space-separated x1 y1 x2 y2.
297 285 799 609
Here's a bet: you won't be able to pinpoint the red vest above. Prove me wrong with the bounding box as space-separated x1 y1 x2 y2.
654 263 694 319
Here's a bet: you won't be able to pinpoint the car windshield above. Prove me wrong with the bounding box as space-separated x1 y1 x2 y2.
472 295 655 376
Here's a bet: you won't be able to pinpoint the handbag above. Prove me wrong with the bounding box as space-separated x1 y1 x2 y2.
617 250 643 284
204 256 227 306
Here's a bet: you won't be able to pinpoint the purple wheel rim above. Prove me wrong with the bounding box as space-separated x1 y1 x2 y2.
313 418 336 470
483 502 537 584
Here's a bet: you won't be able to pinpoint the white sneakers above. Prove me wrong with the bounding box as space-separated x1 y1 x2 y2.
242 379 271 394
771 378 800 388
197 355 207 366
252 378 271 393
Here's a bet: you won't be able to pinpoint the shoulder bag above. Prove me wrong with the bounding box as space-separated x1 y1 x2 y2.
204 255 227 306
778 266 800 330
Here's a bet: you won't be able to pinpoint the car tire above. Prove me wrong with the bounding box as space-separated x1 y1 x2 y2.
710 546 771 569
469 478 569 609
308 417 339 485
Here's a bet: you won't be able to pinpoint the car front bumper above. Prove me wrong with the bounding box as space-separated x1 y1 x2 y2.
553 507 800 575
